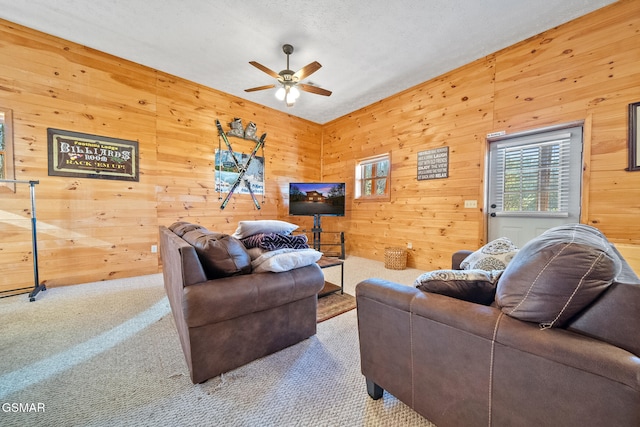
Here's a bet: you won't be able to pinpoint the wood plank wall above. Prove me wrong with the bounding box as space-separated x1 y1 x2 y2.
0 20 321 293
0 0 638 293
154 74 323 232
322 0 640 272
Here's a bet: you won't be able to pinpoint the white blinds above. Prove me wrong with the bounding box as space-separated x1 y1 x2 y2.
493 133 571 217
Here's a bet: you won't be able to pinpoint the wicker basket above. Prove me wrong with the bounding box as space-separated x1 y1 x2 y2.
384 247 407 270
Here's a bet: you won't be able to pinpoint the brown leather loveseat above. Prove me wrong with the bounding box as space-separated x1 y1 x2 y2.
356 224 640 426
159 221 324 384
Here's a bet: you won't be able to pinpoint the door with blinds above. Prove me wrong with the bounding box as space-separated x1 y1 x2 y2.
487 125 583 248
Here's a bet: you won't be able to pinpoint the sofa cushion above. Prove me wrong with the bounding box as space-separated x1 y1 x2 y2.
252 248 322 273
169 221 206 237
460 237 518 271
232 220 298 239
182 229 252 279
496 224 621 328
414 269 502 305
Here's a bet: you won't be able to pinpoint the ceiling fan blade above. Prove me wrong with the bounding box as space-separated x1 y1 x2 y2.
298 83 332 97
249 61 280 79
245 84 276 92
293 61 322 80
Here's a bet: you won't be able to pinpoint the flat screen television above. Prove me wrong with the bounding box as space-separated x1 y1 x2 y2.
288 182 346 216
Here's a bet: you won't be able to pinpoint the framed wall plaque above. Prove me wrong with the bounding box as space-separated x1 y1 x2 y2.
417 146 449 180
47 128 139 181
628 101 640 171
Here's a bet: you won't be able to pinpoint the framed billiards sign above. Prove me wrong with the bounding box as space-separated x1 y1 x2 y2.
47 128 139 181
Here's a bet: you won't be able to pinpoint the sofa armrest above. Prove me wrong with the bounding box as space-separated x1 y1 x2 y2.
159 225 207 287
182 264 324 328
356 279 420 404
356 278 421 312
452 250 473 270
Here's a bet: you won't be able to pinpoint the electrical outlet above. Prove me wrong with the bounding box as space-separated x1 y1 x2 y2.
151 245 157 253
464 200 478 208
407 242 413 249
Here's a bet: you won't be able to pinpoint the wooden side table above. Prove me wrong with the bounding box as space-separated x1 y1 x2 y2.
316 256 344 297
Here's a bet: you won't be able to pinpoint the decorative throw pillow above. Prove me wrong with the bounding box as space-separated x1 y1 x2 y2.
251 248 322 273
261 233 309 251
241 233 309 251
414 269 502 305
496 224 621 328
231 220 299 239
240 233 267 249
182 229 252 279
460 237 519 271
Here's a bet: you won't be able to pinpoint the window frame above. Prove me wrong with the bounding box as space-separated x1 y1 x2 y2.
354 153 391 201
0 107 15 193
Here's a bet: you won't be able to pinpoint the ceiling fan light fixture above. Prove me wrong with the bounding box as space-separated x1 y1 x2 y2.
275 83 299 107
285 87 296 107
289 85 300 100
246 43 331 108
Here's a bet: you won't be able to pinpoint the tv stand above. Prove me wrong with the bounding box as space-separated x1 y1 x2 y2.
311 214 323 253
303 214 345 259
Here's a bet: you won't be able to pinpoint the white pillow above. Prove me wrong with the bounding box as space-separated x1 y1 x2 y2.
251 248 322 273
232 220 299 239
246 247 266 260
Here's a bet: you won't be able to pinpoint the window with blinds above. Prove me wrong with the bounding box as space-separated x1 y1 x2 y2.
493 133 571 217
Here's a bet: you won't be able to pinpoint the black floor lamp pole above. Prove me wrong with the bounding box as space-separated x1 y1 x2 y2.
0 179 46 301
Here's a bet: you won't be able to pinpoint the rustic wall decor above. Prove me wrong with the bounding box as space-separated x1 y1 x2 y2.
628 101 640 171
215 118 266 210
47 128 139 181
215 149 265 195
417 146 449 180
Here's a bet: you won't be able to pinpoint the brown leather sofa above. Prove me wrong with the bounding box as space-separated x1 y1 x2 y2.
159 223 325 384
357 225 640 426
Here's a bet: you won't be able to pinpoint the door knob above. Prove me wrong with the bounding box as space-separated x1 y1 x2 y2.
490 213 496 217
491 204 497 209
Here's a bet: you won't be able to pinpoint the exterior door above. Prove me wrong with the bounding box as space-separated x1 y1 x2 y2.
487 125 583 248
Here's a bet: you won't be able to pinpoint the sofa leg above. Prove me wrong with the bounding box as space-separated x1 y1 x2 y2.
366 377 383 400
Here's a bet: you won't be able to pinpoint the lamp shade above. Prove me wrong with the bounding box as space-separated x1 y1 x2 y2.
276 84 300 107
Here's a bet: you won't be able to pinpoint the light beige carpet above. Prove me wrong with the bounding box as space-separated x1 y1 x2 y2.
0 256 433 427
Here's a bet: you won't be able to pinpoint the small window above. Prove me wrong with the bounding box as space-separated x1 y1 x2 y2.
0 107 15 193
355 154 390 200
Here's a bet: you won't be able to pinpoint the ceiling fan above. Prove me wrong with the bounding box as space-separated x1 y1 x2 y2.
245 44 332 107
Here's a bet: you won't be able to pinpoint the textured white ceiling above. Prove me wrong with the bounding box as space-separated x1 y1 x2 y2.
0 0 617 124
